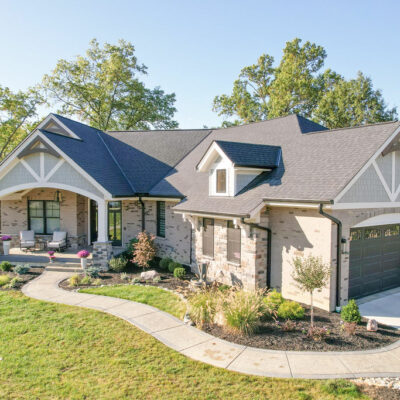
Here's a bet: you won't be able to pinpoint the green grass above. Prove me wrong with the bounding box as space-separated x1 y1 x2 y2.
81 284 187 319
0 291 369 400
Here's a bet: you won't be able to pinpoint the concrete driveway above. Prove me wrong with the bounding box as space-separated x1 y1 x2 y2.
358 288 400 329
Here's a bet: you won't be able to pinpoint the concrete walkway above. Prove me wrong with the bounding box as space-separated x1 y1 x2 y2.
22 271 400 379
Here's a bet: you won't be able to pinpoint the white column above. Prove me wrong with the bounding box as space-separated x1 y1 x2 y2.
97 200 108 242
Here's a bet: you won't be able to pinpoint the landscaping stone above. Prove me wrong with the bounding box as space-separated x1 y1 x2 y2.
367 319 378 331
140 270 159 280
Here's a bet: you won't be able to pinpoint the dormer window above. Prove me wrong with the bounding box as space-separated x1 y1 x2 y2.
216 169 227 193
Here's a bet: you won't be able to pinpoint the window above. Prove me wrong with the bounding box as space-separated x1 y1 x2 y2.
227 220 241 264
108 201 122 246
203 218 214 257
216 169 227 193
28 200 60 234
364 228 381 240
384 225 400 237
350 229 362 241
157 201 165 238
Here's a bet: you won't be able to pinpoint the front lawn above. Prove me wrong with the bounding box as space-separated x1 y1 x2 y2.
81 284 187 319
0 291 368 399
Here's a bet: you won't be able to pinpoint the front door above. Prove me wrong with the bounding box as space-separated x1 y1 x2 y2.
108 201 122 246
90 200 98 244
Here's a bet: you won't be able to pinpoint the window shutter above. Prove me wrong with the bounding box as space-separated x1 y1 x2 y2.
157 201 166 238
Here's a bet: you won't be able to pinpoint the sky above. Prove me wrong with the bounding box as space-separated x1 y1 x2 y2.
1 0 400 128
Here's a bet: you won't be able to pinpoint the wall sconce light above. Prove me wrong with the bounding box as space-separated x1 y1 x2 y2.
54 190 63 202
341 237 348 254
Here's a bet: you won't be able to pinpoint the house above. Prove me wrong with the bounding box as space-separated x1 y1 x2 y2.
0 113 399 311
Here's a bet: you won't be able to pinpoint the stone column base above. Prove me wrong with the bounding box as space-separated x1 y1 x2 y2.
92 241 113 271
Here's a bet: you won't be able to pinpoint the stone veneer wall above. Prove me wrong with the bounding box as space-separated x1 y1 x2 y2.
122 200 192 265
268 206 335 311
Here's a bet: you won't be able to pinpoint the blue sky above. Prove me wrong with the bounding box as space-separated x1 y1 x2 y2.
1 0 399 128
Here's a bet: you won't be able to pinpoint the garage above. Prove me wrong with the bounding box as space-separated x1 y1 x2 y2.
349 224 400 299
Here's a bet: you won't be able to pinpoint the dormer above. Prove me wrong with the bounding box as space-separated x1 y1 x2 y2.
197 140 281 197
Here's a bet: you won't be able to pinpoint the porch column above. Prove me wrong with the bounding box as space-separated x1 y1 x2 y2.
92 199 113 271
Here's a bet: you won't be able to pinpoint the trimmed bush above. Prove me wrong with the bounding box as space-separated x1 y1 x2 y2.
0 261 13 272
173 267 186 279
85 267 100 278
92 278 102 286
80 276 92 285
120 272 129 281
277 301 305 320
188 290 219 328
223 289 265 335
264 289 284 311
159 257 172 270
341 299 361 324
109 257 127 272
68 274 81 287
0 275 11 287
14 264 30 275
7 277 22 288
168 261 181 273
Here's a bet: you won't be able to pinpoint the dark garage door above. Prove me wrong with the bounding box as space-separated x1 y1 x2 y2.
349 224 400 299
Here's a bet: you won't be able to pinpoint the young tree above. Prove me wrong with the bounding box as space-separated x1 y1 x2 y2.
291 255 331 327
133 231 156 269
41 39 178 131
213 38 397 128
0 86 43 160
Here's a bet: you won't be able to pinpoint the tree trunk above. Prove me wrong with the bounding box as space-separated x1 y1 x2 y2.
310 291 314 328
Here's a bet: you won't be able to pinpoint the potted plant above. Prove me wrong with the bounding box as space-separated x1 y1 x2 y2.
1 235 12 256
77 250 90 269
48 251 56 263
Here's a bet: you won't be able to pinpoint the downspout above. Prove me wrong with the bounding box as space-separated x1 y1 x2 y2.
139 197 145 232
240 218 272 288
319 204 342 311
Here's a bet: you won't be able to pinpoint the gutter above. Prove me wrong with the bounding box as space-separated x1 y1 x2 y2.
240 218 272 288
319 204 342 310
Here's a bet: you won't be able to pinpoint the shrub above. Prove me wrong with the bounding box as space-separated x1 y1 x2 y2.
223 289 265 335
109 257 127 272
7 277 22 288
159 257 172 270
188 290 219 328
131 277 140 284
168 261 181 273
218 284 231 292
153 276 161 283
133 232 156 269
120 272 129 281
281 319 296 332
307 326 329 341
14 264 30 275
122 238 139 260
277 301 305 320
68 274 81 287
80 276 92 285
92 278 102 286
173 267 186 279
292 255 331 327
341 321 357 336
0 261 13 272
0 275 11 287
264 289 284 311
341 299 361 324
85 267 100 278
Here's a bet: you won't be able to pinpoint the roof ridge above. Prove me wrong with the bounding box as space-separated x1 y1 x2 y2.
108 128 210 133
303 120 400 135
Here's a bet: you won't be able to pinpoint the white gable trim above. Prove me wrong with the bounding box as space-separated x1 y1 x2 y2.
19 159 40 182
334 124 400 204
197 142 233 172
37 114 81 140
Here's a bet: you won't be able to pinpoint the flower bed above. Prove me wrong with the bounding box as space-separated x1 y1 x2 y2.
0 264 44 290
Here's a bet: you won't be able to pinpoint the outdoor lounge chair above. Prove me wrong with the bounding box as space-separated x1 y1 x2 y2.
47 231 67 252
20 230 35 251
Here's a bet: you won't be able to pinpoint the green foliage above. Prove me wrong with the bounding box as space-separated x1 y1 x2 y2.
277 301 305 320
0 275 11 287
159 257 172 270
120 272 129 281
223 289 266 335
0 86 43 160
92 278 102 286
188 290 219 327
133 232 156 269
264 289 284 311
68 274 81 287
13 264 30 275
322 380 361 397
109 257 127 272
0 261 13 272
41 39 178 131
213 38 397 129
7 277 22 288
80 276 92 285
152 276 161 283
85 267 101 278
168 261 181 273
173 267 186 280
218 284 231 292
341 299 362 324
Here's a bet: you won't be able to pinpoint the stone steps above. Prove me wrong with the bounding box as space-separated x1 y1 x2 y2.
45 264 84 273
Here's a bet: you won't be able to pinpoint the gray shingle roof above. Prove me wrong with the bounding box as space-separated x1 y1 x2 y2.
213 140 281 168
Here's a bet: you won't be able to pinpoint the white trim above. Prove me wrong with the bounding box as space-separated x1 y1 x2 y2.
20 159 40 181
88 197 92 244
40 152 45 179
0 183 103 203
353 213 400 227
332 201 400 210
372 160 394 201
45 159 65 181
37 114 81 140
197 142 233 172
335 124 400 203
175 210 241 220
392 152 396 194
264 201 330 209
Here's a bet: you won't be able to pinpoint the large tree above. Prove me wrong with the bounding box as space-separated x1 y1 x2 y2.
0 86 43 160
41 39 178 131
213 38 397 128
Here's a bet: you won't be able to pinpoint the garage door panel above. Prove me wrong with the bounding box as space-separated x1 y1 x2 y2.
349 224 400 299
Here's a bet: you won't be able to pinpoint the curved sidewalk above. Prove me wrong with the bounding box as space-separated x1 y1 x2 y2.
22 271 400 380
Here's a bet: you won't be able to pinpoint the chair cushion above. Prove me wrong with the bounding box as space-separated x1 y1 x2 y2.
21 241 35 247
53 231 67 241
48 240 66 247
20 230 34 241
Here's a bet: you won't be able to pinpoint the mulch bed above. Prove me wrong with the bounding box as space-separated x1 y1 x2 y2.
0 267 45 290
359 385 400 400
203 304 400 352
